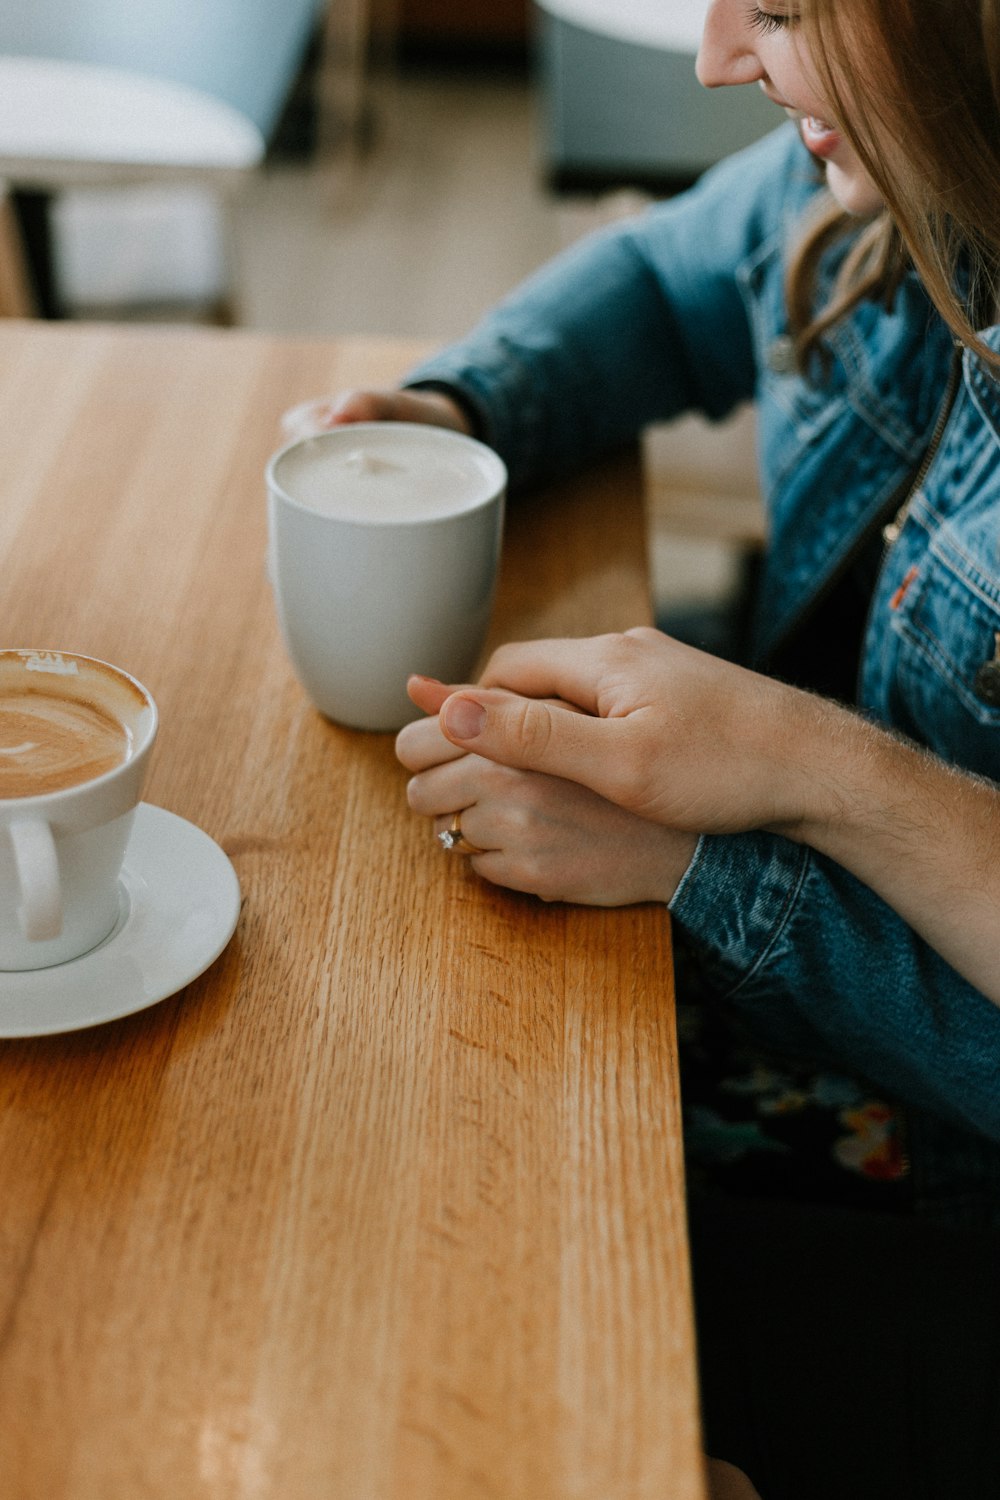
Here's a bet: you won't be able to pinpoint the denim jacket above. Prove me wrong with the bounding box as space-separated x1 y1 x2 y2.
405 124 1000 1222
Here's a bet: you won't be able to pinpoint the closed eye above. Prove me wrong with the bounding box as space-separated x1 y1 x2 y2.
746 5 797 33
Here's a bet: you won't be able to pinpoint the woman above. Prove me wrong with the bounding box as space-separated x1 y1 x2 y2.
305 2 1000 1494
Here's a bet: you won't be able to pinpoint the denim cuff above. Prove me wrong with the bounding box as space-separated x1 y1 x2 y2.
668 829 811 999
404 345 551 492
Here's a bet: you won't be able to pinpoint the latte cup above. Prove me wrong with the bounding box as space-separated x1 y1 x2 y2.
266 423 507 731
0 650 157 971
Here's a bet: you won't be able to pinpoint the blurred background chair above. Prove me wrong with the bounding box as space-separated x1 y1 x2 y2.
0 183 33 316
534 0 776 188
0 0 361 319
0 55 266 320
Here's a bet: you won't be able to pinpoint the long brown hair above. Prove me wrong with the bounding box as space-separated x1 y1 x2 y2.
787 0 1000 374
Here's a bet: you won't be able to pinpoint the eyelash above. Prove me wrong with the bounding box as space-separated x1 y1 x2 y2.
747 6 794 32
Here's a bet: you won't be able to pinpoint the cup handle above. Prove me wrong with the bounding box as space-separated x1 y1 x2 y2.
8 818 62 941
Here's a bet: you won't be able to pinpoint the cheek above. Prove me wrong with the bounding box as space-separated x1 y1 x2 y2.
780 34 829 108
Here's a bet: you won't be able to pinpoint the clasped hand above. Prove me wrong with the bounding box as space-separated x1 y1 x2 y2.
396 628 817 907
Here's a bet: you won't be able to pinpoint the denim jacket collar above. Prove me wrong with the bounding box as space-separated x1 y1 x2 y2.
964 326 1000 442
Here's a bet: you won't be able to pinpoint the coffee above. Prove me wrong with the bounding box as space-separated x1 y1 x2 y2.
0 650 157 969
274 429 499 523
0 651 152 805
0 687 132 797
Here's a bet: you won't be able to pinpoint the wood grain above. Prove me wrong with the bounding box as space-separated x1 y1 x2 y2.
0 323 703 1499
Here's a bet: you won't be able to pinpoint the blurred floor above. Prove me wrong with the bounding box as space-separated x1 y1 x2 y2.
234 66 567 340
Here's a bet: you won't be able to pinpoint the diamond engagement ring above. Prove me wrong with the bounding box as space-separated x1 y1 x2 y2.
437 811 486 856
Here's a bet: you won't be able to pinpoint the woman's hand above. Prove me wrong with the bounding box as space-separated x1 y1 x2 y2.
397 673 697 906
281 387 472 440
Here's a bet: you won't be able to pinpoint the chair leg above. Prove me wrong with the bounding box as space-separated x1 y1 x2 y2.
315 0 401 158
316 0 369 156
0 188 37 317
212 189 244 327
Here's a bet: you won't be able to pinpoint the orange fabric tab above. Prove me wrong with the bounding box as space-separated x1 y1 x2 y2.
890 564 919 610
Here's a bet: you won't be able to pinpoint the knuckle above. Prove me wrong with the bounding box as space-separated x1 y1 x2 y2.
504 799 534 839
595 630 644 679
480 642 518 684
510 701 554 762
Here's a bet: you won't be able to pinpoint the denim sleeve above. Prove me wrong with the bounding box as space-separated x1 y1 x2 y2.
669 832 1000 1144
404 125 810 491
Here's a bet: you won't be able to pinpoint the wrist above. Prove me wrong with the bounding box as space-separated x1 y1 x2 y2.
763 690 925 873
759 688 870 847
403 381 480 439
648 828 700 904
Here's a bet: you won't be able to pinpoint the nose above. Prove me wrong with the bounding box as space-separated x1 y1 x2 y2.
696 0 767 89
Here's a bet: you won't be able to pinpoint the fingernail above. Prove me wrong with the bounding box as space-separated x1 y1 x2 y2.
443 697 486 740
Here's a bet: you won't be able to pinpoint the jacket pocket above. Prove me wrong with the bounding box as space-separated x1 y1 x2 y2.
888 527 1000 775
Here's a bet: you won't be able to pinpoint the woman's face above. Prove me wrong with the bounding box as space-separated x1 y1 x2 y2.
696 0 884 216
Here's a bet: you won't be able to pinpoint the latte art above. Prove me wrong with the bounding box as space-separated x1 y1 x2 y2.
0 689 132 797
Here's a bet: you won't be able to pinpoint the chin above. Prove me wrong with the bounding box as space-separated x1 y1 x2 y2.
826 162 884 217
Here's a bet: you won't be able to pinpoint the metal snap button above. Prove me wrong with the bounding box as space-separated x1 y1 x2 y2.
973 632 1000 706
765 335 797 375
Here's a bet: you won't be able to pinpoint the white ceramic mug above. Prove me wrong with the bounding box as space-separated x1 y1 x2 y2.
0 650 157 971
266 423 507 731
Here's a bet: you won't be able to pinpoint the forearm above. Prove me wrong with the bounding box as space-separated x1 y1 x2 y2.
769 693 1000 1002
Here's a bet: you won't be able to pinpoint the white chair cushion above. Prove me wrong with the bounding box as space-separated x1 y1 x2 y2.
0 55 264 186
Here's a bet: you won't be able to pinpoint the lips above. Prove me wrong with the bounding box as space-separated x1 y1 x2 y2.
798 115 842 159
757 84 844 160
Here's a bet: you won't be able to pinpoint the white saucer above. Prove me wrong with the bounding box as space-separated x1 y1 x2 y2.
0 804 241 1038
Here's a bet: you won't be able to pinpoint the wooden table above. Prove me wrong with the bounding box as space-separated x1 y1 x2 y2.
0 322 704 1500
